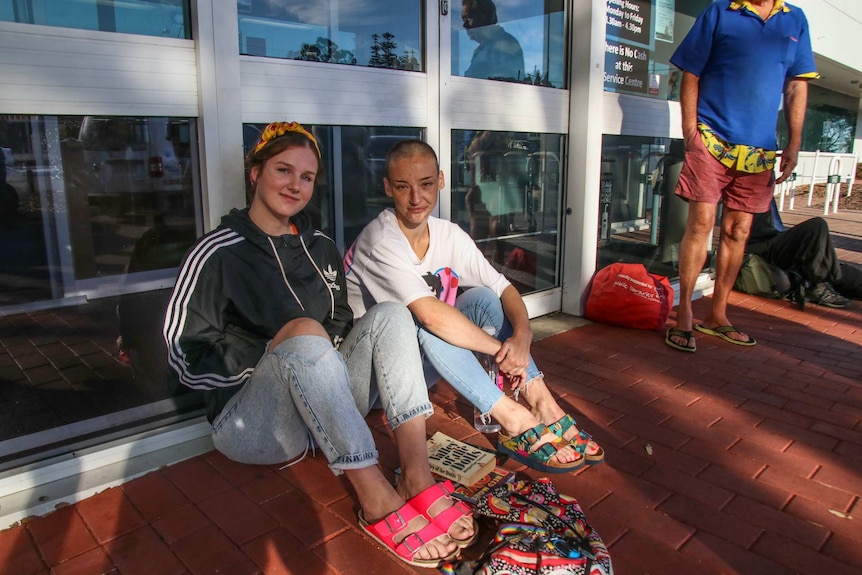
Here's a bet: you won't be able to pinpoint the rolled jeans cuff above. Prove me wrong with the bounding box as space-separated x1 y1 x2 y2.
388 402 435 430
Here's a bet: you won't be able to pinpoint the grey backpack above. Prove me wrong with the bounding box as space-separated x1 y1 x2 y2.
734 253 792 299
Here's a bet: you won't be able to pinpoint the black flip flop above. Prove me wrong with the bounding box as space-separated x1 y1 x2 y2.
665 328 696 352
694 324 756 346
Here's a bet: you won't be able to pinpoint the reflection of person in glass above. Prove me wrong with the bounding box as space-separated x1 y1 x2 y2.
0 147 18 226
667 70 681 101
465 130 510 262
462 0 525 82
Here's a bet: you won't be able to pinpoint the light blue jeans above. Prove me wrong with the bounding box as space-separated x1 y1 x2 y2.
418 287 542 417
212 302 433 474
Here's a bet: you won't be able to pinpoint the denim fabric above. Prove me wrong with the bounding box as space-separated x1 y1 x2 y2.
212 302 432 474
418 287 541 415
339 302 435 428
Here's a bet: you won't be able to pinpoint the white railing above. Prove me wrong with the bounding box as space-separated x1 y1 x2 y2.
773 150 857 212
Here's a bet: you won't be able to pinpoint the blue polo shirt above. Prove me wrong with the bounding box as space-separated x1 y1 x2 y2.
670 1 818 151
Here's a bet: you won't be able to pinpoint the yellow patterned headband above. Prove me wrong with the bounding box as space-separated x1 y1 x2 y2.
252 121 321 158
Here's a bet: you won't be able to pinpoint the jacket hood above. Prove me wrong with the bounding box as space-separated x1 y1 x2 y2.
220 208 315 251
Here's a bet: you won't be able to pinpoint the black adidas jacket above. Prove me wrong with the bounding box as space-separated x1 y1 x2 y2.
163 208 352 421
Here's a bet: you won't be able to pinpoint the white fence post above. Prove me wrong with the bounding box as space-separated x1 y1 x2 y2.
825 156 842 214
806 149 821 206
846 154 857 198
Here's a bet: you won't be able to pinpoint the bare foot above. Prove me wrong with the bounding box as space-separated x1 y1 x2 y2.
500 422 584 466
668 330 696 349
531 429 583 464
492 394 578 464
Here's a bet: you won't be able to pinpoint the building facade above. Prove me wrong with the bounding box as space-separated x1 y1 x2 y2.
1 0 860 524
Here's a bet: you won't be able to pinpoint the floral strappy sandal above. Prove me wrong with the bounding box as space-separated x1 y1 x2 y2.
547 414 605 466
497 423 585 474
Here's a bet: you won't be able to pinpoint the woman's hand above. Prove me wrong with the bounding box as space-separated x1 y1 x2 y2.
495 331 532 389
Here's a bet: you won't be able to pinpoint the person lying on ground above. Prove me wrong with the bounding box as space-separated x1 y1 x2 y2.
744 202 860 307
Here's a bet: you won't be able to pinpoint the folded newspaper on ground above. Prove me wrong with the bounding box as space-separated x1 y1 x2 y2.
426 431 497 487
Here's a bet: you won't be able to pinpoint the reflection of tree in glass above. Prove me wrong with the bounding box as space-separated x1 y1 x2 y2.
294 32 417 70
369 33 395 68
297 37 357 65
368 32 419 70
818 118 854 152
523 66 551 87
781 109 856 154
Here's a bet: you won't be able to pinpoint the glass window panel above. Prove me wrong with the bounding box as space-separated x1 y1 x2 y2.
0 114 199 303
451 130 564 294
75 116 199 280
0 0 191 38
604 0 712 101
779 84 859 153
452 0 566 88
0 114 202 454
238 1 422 71
597 134 703 280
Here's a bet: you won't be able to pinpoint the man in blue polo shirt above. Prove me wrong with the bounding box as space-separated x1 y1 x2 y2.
665 0 818 353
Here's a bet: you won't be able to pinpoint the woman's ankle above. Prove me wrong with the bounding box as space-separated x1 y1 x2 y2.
524 387 565 425
396 469 436 501
493 396 533 435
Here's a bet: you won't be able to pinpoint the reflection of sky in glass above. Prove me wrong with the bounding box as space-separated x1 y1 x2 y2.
238 0 421 66
239 18 328 57
41 0 98 30
1 0 188 37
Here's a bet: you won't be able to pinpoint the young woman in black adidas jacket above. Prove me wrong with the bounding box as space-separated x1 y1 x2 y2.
162 122 474 567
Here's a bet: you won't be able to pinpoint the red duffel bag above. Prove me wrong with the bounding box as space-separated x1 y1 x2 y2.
585 263 674 331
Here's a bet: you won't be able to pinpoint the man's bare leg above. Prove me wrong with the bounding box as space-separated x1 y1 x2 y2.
699 207 754 343
670 200 716 348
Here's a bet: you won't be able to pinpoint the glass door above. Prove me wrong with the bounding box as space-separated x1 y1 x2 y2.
438 0 569 315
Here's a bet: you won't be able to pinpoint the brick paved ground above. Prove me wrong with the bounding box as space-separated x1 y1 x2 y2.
1 202 860 575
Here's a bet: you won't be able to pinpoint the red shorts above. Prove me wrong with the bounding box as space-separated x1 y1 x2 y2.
675 133 775 213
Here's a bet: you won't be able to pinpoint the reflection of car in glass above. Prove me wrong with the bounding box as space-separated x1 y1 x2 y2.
79 117 192 213
1 147 29 208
